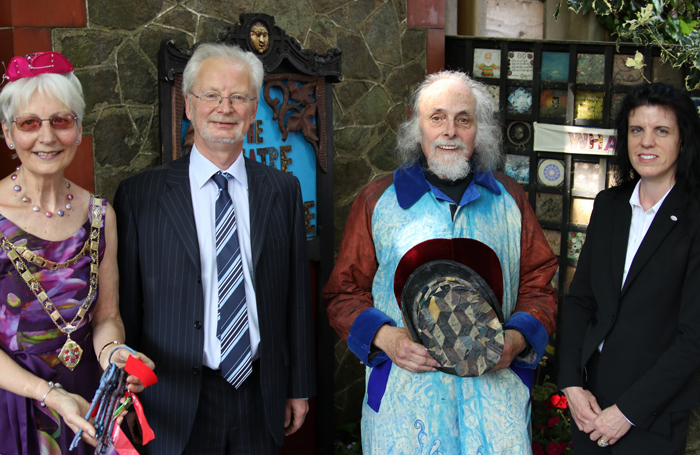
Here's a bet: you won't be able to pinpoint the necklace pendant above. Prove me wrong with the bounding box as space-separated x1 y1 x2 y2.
58 336 82 371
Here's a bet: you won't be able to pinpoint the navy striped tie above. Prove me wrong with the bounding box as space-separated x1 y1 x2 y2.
212 171 252 388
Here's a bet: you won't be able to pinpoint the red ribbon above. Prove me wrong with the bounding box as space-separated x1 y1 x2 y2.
112 355 157 453
112 425 139 455
125 355 158 388
131 393 155 444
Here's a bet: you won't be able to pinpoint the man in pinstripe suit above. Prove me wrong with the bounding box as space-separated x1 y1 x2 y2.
114 42 315 455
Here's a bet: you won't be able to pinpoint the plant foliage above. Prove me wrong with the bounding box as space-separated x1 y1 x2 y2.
556 0 700 90
531 358 574 454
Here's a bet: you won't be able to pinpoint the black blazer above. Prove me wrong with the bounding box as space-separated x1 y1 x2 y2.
114 153 315 455
559 184 700 437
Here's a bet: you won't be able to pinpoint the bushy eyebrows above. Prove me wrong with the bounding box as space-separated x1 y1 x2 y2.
426 107 473 117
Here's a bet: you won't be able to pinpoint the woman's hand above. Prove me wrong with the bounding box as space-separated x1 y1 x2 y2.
42 386 98 446
562 386 602 431
102 345 156 393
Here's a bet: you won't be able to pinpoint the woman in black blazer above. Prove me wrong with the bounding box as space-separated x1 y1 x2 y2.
559 82 700 454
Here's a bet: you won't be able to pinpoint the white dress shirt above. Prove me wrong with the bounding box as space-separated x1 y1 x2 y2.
621 180 673 287
189 145 261 369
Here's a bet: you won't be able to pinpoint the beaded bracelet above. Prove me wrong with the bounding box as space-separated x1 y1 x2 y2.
97 340 121 365
108 345 137 364
41 381 62 408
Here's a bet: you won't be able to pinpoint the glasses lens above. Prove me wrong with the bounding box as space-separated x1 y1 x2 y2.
201 94 221 105
50 114 76 129
14 116 42 131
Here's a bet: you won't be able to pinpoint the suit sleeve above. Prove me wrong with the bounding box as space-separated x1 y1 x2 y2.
322 176 395 366
496 173 558 367
113 181 144 350
287 178 316 398
557 192 604 390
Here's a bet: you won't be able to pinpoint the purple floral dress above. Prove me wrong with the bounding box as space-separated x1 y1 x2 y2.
0 197 106 455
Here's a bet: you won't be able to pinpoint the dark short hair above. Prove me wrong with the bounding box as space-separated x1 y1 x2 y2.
613 82 700 196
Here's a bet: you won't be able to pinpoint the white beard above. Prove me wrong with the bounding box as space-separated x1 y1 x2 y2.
199 114 246 144
425 138 472 181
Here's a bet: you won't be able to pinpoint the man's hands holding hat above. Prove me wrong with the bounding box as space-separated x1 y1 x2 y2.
490 329 527 371
372 325 440 373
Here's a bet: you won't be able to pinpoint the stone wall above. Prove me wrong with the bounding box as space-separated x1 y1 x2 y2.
52 0 426 439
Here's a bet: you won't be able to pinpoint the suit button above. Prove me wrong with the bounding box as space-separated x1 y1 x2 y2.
194 321 202 329
192 367 200 375
197 276 202 283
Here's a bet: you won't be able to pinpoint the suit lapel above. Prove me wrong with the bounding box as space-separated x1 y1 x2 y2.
610 190 632 295
245 159 274 270
621 185 686 296
159 154 201 271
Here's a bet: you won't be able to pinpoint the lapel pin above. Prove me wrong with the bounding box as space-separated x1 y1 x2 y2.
671 215 678 221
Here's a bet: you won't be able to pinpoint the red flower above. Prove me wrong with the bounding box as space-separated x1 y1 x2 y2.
532 442 544 455
548 416 560 427
548 394 568 409
556 396 568 409
546 441 568 455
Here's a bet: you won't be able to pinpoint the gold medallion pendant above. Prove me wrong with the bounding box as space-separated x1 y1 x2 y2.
58 335 83 371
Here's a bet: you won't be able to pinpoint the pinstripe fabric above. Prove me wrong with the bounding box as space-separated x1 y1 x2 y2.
182 364 277 455
212 172 252 388
114 153 316 455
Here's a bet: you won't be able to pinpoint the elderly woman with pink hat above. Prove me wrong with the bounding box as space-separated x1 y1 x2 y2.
0 52 154 454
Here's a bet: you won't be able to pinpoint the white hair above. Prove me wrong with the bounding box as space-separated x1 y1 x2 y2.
396 70 503 172
0 72 85 125
182 42 264 98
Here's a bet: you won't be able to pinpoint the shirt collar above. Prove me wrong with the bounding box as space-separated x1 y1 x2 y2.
190 144 248 190
629 179 673 213
393 160 501 209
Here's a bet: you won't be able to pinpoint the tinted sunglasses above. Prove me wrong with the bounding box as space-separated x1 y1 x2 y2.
12 114 79 132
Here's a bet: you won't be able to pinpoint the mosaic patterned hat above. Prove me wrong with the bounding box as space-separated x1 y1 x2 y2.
395 239 505 377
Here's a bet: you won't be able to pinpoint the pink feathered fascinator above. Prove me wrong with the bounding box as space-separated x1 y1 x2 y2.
2 51 74 84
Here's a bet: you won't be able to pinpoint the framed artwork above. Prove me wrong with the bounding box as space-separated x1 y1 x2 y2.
567 231 586 260
540 89 568 119
575 91 604 120
576 54 605 85
652 57 684 89
610 93 625 120
536 193 563 222
573 161 600 192
507 87 533 115
541 52 569 83
508 51 534 80
570 198 594 225
473 49 501 78
505 154 530 184
544 229 561 256
612 55 644 86
507 121 532 147
485 84 500 105
538 159 565 187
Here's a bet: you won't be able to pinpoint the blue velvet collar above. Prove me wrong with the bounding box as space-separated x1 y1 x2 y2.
394 160 501 209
